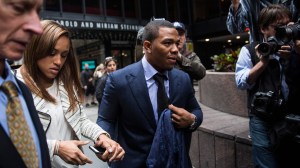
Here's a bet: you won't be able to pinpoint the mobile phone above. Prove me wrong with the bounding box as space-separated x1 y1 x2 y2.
89 145 105 154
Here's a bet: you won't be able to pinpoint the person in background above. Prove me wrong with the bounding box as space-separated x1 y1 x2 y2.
135 27 145 62
81 63 97 107
95 57 117 105
97 19 203 168
0 0 51 167
226 0 299 42
93 63 105 85
16 20 125 167
235 4 300 167
173 21 206 85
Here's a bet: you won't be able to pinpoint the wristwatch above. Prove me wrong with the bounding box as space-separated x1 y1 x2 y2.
189 114 197 130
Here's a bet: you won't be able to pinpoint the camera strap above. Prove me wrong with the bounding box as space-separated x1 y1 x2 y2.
259 58 284 99
245 42 259 66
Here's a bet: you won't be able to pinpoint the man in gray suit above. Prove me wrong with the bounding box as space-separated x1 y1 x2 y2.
97 20 203 168
0 0 51 167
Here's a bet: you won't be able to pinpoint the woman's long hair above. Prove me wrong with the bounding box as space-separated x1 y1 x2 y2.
22 20 84 112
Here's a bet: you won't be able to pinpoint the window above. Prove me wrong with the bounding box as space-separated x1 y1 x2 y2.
154 0 166 19
124 0 137 18
45 0 60 11
86 0 101 15
106 0 122 17
141 0 153 20
63 0 82 13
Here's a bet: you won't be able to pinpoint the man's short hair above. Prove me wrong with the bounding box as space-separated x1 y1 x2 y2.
142 20 174 43
258 4 292 29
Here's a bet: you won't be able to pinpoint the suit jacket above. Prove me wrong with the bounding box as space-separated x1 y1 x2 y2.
146 109 191 168
0 79 51 168
97 61 203 168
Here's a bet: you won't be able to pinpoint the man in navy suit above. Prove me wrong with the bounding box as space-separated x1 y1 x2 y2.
0 0 51 167
97 20 203 168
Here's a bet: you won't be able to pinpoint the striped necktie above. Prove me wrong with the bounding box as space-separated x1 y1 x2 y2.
1 81 39 168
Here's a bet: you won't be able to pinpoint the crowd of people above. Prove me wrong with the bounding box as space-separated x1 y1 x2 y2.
1 0 300 168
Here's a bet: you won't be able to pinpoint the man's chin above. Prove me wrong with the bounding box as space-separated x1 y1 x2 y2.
5 51 24 61
165 65 174 71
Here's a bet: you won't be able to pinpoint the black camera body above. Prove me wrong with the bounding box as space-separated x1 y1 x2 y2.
257 21 300 56
251 91 284 119
276 22 300 44
257 36 283 56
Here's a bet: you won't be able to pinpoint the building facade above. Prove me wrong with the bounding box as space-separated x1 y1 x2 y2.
41 0 238 70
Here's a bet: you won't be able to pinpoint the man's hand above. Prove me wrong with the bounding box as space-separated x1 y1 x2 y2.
94 134 125 162
57 140 92 165
168 104 195 128
278 44 292 59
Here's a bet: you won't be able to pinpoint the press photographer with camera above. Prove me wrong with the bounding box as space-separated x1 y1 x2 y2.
235 4 300 168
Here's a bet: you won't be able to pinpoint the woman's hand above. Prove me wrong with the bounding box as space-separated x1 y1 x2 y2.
57 140 92 165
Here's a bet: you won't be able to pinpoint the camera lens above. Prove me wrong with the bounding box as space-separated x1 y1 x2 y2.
276 26 293 44
257 43 271 56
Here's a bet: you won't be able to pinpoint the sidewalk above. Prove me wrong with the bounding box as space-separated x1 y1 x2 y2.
80 104 108 168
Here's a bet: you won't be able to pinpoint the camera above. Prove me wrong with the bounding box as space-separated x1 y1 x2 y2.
251 91 283 119
275 21 300 44
257 20 300 56
257 36 283 56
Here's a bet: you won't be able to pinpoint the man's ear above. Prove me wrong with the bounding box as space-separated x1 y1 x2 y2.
143 41 152 54
260 27 267 34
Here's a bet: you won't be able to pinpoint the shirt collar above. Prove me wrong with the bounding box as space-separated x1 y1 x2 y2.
141 56 169 80
0 60 22 94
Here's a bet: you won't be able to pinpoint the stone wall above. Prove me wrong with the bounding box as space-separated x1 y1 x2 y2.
189 71 253 168
190 104 253 168
198 71 248 117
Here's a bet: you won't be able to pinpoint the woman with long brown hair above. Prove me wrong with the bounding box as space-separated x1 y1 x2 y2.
16 20 124 167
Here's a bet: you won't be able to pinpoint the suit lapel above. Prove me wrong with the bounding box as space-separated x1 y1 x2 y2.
127 62 157 129
0 125 27 167
168 69 180 103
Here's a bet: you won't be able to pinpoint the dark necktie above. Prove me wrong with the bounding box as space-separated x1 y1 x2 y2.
1 81 39 168
153 73 169 118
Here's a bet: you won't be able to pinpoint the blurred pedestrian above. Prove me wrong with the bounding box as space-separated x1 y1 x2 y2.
81 63 97 107
93 63 105 85
95 57 117 105
16 20 125 168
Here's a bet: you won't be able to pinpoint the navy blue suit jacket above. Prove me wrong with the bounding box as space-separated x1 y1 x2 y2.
0 79 51 168
97 61 202 168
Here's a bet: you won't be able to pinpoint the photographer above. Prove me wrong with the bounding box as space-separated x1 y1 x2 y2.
235 4 300 168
